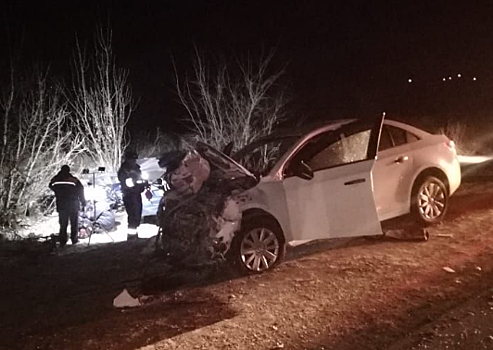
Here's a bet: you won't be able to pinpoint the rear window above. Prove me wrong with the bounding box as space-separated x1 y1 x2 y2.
387 125 407 147
406 132 419 143
378 125 421 151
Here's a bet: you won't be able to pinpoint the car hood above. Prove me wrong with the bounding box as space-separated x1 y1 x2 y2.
195 142 257 183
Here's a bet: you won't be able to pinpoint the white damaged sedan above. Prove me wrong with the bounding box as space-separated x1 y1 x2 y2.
158 114 461 274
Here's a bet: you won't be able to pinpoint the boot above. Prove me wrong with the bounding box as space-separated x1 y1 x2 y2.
127 228 138 241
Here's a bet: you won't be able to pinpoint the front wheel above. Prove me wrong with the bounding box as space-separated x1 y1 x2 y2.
230 215 286 274
411 176 448 225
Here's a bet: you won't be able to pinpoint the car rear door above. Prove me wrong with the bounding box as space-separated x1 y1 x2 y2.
282 115 384 241
372 124 415 220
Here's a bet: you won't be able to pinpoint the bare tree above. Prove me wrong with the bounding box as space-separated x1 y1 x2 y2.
0 65 84 230
130 128 189 158
175 49 288 160
69 27 133 173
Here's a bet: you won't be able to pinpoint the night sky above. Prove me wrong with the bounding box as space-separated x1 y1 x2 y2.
2 1 493 133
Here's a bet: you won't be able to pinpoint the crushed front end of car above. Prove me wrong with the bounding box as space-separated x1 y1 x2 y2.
155 142 258 267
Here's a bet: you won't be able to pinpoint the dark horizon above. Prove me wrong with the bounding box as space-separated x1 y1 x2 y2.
2 1 493 134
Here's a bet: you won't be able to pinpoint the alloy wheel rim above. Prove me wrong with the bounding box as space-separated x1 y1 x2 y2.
418 182 445 219
240 228 280 272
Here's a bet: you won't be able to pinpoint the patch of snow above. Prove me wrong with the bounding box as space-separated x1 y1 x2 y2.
17 210 158 245
17 213 60 238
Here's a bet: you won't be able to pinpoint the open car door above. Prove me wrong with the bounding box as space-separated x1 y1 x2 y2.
282 114 385 241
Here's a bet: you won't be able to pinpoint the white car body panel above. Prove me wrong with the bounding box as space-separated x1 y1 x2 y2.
373 142 414 221
282 158 381 240
409 135 461 196
240 181 294 241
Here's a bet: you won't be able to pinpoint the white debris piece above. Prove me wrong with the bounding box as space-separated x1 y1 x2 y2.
443 267 455 273
222 197 241 221
213 197 242 252
113 288 142 308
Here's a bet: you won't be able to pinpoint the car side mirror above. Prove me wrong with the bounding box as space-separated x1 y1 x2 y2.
294 161 314 180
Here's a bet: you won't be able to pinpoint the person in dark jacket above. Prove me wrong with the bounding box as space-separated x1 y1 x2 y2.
117 150 145 240
49 165 86 246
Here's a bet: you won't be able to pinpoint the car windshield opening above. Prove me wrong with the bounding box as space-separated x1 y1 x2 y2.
234 136 300 176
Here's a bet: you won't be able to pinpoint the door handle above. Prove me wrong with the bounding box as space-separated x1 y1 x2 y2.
394 155 409 164
344 178 366 186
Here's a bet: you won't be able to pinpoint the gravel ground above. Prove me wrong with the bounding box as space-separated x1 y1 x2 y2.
1 180 493 350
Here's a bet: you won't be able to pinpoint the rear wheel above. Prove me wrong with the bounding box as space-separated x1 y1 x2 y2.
230 215 286 274
411 176 448 225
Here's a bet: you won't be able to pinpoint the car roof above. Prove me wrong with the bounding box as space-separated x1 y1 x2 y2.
268 119 356 139
257 118 430 141
231 119 357 160
384 119 431 137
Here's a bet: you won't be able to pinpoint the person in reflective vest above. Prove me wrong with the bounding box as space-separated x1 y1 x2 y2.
117 150 145 240
49 165 86 246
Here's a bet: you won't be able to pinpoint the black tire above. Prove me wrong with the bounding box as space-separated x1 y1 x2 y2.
230 215 286 274
411 176 448 225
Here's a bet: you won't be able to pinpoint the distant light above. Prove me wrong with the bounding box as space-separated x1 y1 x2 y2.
448 76 452 80
457 73 462 78
408 78 412 83
442 78 446 81
473 77 477 81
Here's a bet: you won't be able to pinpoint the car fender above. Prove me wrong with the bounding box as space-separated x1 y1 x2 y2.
237 183 293 243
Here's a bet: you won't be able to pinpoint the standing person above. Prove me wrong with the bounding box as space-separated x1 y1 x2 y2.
117 150 145 240
49 165 86 246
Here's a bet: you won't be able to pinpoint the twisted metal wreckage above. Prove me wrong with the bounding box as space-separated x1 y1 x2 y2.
155 143 257 267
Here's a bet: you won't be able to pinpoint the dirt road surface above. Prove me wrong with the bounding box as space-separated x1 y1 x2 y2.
2 179 493 350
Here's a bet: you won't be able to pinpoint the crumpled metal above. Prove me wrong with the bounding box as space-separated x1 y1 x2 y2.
156 150 256 267
168 151 211 195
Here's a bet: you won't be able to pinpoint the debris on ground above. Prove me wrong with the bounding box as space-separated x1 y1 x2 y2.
437 233 454 238
443 266 456 273
382 216 429 241
384 227 429 241
113 288 142 308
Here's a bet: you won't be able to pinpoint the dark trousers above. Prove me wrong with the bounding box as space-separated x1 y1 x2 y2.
123 191 142 230
58 205 79 243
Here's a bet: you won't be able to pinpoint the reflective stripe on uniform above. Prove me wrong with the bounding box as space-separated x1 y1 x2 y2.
51 181 76 186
